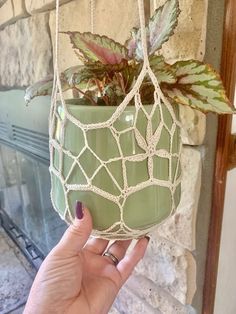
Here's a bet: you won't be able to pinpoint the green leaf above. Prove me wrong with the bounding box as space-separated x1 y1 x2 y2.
126 0 180 60
24 76 55 104
62 60 129 86
148 0 180 54
24 74 72 104
24 61 132 104
162 60 235 114
64 31 128 64
149 55 176 84
125 28 142 60
139 56 177 104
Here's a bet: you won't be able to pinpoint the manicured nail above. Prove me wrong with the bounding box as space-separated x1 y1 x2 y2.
75 201 83 219
145 235 150 242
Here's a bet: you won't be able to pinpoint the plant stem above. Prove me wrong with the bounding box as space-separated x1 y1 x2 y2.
94 78 103 95
73 86 97 106
94 78 110 106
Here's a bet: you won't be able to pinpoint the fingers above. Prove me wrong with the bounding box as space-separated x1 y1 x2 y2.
55 203 93 255
117 237 149 284
103 240 132 266
84 237 109 255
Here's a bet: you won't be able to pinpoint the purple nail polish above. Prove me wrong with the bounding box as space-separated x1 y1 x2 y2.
75 201 83 219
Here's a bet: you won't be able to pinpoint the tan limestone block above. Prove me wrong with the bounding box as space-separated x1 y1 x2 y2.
186 250 197 304
180 106 206 145
25 0 71 15
156 147 202 251
135 237 193 305
0 13 53 87
0 0 28 29
125 274 191 313
0 0 8 8
152 0 208 62
114 286 158 314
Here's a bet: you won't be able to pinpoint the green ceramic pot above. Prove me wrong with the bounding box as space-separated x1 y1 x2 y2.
51 99 181 239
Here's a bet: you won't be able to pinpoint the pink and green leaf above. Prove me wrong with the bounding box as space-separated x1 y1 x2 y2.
64 31 128 64
148 0 180 54
62 60 129 85
126 0 180 60
25 61 133 104
162 60 235 114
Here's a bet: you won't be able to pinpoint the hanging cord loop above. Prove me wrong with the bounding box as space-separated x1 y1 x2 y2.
90 0 95 33
137 0 150 67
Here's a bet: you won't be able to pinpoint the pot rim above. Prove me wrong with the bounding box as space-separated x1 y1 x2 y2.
61 98 154 112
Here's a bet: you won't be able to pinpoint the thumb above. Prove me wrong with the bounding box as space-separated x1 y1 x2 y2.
56 201 93 255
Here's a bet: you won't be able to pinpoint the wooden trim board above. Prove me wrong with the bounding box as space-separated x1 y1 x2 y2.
202 0 236 313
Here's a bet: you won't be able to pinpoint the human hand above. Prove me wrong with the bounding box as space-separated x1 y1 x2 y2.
24 202 149 314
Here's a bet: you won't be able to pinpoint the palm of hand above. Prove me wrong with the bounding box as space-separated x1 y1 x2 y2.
34 248 121 314
24 209 148 314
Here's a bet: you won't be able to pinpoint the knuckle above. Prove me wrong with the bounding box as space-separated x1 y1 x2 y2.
68 225 85 237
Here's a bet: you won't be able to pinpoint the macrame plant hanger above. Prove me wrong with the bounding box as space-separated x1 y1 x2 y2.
49 0 182 240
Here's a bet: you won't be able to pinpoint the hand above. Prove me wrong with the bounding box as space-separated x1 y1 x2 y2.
24 204 149 314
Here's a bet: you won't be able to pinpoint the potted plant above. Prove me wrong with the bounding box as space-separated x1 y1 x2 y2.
25 0 235 239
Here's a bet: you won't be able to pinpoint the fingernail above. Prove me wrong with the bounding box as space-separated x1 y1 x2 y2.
75 201 83 219
145 235 150 242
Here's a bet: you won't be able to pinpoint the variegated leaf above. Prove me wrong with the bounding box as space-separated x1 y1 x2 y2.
149 55 176 84
25 76 54 104
139 56 176 104
126 0 180 60
148 0 180 54
62 60 129 86
64 31 128 64
125 28 142 60
62 64 103 86
162 60 235 114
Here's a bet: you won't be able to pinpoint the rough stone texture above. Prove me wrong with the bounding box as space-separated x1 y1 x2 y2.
114 286 160 314
25 0 71 15
0 13 53 87
125 275 190 313
0 0 28 29
0 0 8 8
185 251 197 304
0 228 35 313
180 106 206 146
49 0 139 71
151 0 208 63
135 236 196 305
108 307 121 314
157 147 202 251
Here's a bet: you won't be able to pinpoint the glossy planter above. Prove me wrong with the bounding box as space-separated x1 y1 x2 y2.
51 99 181 239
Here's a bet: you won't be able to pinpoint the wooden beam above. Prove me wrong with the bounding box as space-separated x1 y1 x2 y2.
202 0 236 313
228 134 236 170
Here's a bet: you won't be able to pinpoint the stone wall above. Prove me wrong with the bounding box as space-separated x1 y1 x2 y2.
0 1 211 313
